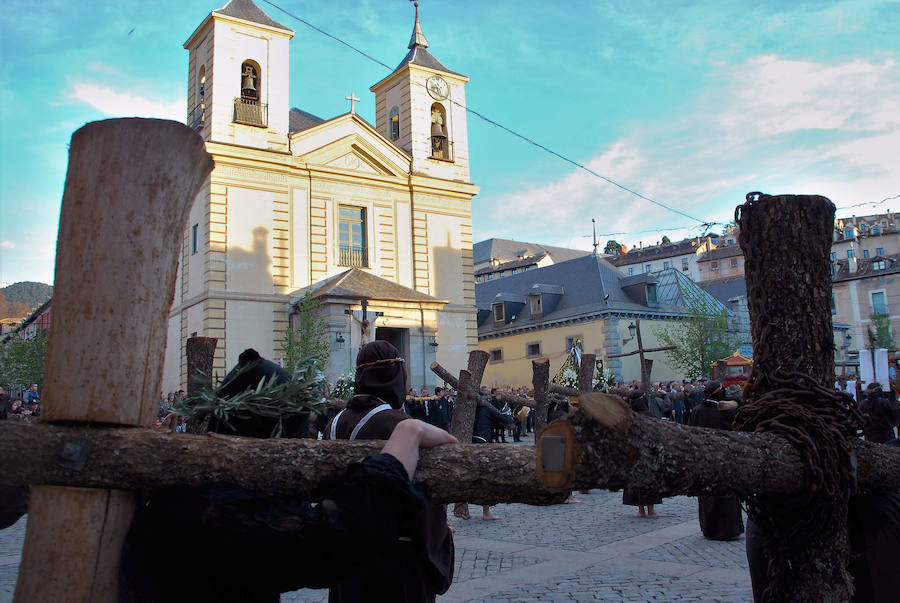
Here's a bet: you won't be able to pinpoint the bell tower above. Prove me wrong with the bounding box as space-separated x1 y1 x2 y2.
370 2 471 182
184 0 294 151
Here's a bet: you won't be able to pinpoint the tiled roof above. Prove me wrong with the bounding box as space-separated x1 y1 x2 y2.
288 108 325 133
697 245 743 261
832 253 900 282
293 269 443 304
700 277 747 304
474 238 590 266
611 240 696 265
393 46 463 77
214 0 291 31
475 255 726 336
474 253 546 276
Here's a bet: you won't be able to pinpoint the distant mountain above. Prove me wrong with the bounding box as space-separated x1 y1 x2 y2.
0 282 53 319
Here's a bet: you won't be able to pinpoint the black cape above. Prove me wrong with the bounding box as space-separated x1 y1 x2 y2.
120 455 434 603
688 400 744 540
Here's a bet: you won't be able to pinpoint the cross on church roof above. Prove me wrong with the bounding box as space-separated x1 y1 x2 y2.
345 93 360 114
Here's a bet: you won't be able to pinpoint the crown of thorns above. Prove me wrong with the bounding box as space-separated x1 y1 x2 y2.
356 357 405 370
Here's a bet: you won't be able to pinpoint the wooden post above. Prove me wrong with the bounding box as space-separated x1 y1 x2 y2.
186 336 217 397
635 318 650 392
736 193 850 602
15 119 212 603
467 349 490 390
532 358 550 433
577 353 596 393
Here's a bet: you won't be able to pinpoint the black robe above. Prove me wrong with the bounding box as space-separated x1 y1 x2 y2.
688 400 744 540
120 454 437 602
324 394 454 603
622 394 662 507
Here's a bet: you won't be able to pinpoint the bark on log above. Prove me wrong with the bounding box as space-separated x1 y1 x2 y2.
0 421 567 506
449 370 476 443
16 119 213 603
4 408 898 505
737 193 848 602
532 358 550 433
430 361 456 388
42 120 212 426
186 337 217 397
577 353 595 393
466 350 490 391
492 391 537 409
549 384 579 396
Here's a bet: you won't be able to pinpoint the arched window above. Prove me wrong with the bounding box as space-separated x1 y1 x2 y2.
430 103 449 160
389 106 400 140
235 60 266 127
240 60 260 103
191 65 207 130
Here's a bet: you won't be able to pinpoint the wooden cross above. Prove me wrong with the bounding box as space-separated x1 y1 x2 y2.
606 318 676 392
345 93 360 114
7 121 900 602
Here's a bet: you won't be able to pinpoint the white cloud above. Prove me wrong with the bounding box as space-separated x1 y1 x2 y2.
718 55 900 136
1 241 14 249
68 82 185 121
477 54 900 250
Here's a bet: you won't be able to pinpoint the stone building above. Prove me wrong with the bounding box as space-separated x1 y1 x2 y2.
163 0 478 391
475 253 729 386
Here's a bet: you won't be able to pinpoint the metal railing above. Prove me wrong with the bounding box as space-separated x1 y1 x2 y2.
338 244 368 268
233 97 268 127
430 137 454 162
187 105 205 130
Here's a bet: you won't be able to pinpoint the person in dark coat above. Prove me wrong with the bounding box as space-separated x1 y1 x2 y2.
469 400 514 521
211 348 304 438
859 383 899 443
217 348 292 398
427 386 453 431
622 389 662 517
324 341 455 602
745 438 900 602
119 417 457 603
689 381 744 540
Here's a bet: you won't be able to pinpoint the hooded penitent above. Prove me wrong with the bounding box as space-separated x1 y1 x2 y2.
354 341 408 409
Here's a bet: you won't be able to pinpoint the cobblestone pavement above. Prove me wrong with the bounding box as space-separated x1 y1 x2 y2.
1 484 753 602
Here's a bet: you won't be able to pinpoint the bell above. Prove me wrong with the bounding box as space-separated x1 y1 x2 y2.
242 70 256 93
431 121 445 137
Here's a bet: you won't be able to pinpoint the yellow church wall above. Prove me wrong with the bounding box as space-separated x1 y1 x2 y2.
225 300 276 370
290 186 310 289
396 201 414 288
479 317 688 388
225 186 276 294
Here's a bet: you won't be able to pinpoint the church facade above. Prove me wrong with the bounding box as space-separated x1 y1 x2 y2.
162 0 478 391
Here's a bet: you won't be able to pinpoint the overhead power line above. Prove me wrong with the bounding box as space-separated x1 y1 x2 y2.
260 0 711 227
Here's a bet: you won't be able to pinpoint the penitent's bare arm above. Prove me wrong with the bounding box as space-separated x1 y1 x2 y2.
381 419 458 480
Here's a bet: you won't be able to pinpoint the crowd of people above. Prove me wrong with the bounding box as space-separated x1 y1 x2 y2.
0 383 41 422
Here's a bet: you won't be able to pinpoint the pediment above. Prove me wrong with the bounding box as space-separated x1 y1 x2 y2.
324 148 383 175
291 114 410 178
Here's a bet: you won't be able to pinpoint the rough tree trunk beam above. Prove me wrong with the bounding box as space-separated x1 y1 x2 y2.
186 337 217 397
737 193 849 602
430 365 538 409
16 119 213 603
549 384 579 396
577 354 596 393
449 370 476 442
532 358 550 433
5 408 899 504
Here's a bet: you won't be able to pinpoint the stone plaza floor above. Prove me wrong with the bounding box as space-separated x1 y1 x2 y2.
1 485 753 602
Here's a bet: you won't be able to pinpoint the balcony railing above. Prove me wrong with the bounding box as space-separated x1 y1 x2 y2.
233 97 268 127
187 105 205 131
430 137 454 162
338 244 368 268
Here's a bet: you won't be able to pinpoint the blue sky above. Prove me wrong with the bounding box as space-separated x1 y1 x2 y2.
1 0 898 286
